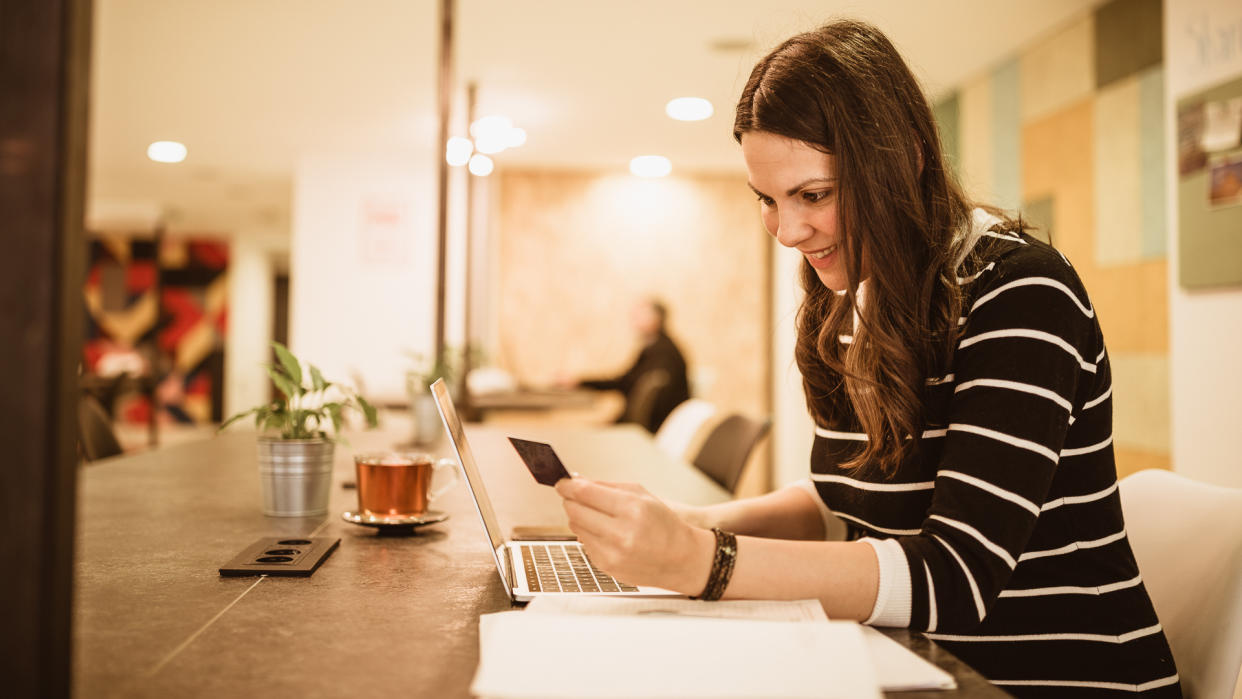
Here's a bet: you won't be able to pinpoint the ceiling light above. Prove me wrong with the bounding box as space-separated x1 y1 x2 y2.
666 97 713 121
474 134 508 155
506 127 527 148
471 115 513 154
147 141 187 163
630 155 671 178
468 153 494 177
446 136 473 166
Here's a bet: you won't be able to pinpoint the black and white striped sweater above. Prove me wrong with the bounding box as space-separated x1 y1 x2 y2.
808 219 1181 697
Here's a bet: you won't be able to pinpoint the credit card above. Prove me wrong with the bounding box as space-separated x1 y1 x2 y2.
508 437 572 486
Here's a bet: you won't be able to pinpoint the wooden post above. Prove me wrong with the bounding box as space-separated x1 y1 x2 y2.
433 0 454 371
458 81 478 419
0 0 92 696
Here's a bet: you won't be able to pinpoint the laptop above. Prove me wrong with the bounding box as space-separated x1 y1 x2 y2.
430 379 681 602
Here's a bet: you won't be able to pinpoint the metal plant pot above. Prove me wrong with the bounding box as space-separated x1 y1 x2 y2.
257 437 334 517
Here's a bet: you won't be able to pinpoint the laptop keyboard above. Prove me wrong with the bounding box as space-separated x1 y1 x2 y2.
520 544 640 593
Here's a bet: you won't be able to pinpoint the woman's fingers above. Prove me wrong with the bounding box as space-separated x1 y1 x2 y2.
556 477 642 516
562 499 612 540
594 480 649 495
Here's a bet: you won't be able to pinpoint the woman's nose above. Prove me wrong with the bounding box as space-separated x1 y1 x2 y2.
775 211 813 248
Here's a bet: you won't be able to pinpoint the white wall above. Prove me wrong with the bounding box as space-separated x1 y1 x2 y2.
289 152 439 403
224 234 277 419
771 242 815 488
1165 0 1242 487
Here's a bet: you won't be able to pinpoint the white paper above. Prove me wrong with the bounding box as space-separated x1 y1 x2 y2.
860 626 957 691
524 596 829 622
521 596 955 692
1201 97 1242 152
473 611 881 699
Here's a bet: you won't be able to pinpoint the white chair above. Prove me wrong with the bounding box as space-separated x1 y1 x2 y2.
654 399 718 462
1119 469 1242 699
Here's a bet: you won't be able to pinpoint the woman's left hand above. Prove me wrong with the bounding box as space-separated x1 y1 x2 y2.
554 477 715 594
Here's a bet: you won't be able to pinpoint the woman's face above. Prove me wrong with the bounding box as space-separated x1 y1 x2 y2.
740 131 847 291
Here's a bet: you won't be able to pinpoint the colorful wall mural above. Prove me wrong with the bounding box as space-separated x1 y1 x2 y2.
83 234 229 427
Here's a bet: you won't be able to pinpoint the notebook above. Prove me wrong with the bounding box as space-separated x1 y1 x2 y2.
431 379 680 601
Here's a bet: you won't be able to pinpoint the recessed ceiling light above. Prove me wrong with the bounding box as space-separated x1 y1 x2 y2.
666 97 713 121
630 155 671 178
147 141 187 163
468 153 494 177
446 136 473 166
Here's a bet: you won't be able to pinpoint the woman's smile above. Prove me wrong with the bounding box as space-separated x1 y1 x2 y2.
802 243 839 269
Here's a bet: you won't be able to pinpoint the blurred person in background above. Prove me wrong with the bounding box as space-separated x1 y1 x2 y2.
575 297 690 433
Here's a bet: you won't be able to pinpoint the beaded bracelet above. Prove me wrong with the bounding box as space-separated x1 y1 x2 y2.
693 527 737 601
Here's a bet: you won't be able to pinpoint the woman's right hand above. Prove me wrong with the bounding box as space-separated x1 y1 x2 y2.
554 478 715 594
596 480 711 528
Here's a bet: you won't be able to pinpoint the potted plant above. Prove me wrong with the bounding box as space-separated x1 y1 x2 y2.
405 348 462 444
221 342 378 517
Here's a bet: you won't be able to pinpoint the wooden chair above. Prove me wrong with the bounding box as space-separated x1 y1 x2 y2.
619 369 669 433
692 413 770 493
1119 469 1242 698
78 394 123 462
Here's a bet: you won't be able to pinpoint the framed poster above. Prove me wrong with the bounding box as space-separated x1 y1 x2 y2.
1177 74 1242 289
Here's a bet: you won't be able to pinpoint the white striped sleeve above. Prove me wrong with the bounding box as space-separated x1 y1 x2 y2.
860 537 912 627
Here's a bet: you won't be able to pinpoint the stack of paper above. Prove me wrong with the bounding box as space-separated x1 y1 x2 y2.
472 598 956 698
473 610 880 699
525 596 831 622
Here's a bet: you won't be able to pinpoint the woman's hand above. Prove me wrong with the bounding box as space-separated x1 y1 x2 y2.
554 477 715 594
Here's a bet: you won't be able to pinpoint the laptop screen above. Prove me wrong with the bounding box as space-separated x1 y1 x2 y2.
430 379 509 561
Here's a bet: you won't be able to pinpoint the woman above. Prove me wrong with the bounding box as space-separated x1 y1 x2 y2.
555 19 1181 697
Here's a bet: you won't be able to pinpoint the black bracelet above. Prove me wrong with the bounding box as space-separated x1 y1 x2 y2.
693 528 737 601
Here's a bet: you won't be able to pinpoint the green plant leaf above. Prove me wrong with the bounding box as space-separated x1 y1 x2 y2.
309 364 326 392
263 411 285 434
325 402 344 434
218 407 257 433
272 341 303 391
356 394 378 428
266 366 300 400
296 411 314 439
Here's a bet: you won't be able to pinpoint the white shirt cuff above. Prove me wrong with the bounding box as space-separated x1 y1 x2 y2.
860 537 912 627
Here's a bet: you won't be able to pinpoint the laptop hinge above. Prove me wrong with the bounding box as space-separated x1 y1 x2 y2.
502 544 516 591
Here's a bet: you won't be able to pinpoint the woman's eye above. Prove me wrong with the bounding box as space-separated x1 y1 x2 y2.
756 193 775 206
803 189 832 203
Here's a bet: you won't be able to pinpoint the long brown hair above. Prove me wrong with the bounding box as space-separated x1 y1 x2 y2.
735 20 990 475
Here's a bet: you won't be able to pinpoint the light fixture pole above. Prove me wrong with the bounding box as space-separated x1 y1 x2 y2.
458 81 478 418
432 0 454 372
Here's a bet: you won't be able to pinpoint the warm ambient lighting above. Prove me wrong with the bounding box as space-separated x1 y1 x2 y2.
446 136 473 166
665 97 713 121
470 115 526 155
147 141 187 163
630 155 671 178
468 153 494 176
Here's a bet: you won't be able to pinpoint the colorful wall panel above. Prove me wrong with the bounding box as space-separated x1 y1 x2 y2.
934 0 1170 477
84 235 229 426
